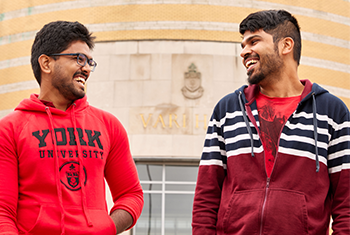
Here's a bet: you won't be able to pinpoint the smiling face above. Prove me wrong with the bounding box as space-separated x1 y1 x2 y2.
240 29 283 85
50 41 92 102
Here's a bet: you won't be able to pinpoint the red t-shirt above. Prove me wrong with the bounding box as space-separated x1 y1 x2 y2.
256 92 300 177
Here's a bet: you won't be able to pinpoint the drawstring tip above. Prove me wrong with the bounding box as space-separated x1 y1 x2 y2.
251 152 255 157
88 221 93 227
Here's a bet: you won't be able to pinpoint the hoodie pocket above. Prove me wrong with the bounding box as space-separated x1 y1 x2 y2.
221 189 264 234
86 208 117 235
26 204 61 235
262 189 309 235
221 189 309 235
23 205 116 235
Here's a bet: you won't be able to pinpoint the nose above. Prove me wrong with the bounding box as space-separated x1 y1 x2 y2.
80 65 91 79
240 45 251 59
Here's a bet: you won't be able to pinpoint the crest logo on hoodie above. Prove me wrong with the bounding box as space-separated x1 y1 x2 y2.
59 161 87 191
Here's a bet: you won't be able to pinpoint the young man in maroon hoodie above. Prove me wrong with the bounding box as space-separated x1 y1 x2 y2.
0 21 144 235
192 10 350 234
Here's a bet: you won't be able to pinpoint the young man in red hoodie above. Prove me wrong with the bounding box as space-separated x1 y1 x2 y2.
192 10 350 234
0 21 144 235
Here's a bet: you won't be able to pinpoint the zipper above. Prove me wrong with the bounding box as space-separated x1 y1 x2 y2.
259 177 270 235
259 110 294 235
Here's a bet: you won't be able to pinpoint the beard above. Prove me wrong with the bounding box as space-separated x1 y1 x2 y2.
247 50 283 85
51 66 86 102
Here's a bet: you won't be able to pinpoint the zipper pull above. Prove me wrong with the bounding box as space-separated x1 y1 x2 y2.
266 178 270 188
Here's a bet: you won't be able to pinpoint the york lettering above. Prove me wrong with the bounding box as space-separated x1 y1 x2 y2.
32 129 50 147
32 128 103 150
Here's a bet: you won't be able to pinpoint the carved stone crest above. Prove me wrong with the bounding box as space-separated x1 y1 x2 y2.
181 63 204 99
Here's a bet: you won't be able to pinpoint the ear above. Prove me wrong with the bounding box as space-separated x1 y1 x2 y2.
38 54 53 75
280 37 294 56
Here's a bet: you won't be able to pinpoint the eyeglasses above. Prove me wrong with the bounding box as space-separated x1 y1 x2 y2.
48 53 97 72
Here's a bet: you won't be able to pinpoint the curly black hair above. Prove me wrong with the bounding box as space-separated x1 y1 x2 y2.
31 21 95 84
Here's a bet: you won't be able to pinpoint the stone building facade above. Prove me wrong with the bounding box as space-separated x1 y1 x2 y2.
1 1 349 234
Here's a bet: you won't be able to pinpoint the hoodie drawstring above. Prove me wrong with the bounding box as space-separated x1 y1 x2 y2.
312 93 320 172
239 91 255 157
238 90 319 171
45 107 66 235
71 104 93 227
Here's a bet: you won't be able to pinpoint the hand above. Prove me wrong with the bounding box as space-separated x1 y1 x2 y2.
110 209 133 234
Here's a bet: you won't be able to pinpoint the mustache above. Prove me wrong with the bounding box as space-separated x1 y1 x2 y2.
244 53 260 61
73 71 88 79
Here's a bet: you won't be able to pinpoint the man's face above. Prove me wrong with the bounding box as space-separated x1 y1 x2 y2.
50 41 92 102
240 29 283 85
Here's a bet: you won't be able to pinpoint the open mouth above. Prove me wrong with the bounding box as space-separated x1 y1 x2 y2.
74 76 86 86
245 59 259 72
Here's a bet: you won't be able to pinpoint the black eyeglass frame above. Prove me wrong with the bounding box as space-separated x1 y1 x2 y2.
48 53 97 72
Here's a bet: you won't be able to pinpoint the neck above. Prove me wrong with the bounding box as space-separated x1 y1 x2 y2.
260 82 304 98
259 68 304 98
38 91 72 111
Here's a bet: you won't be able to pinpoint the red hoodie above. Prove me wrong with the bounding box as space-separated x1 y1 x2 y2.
0 94 144 235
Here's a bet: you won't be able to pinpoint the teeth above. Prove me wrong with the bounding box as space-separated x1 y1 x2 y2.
74 77 86 85
246 60 258 68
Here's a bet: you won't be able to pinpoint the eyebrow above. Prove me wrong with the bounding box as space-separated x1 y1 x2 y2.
241 35 262 48
78 52 93 60
65 52 91 58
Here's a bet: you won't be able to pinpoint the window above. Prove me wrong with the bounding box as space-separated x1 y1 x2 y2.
132 163 198 235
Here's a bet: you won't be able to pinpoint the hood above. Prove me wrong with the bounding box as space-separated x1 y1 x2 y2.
239 79 328 105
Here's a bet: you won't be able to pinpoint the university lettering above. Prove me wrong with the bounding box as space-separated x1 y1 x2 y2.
39 149 104 159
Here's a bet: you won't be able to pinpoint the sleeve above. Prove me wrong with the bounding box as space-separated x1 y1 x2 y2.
192 108 227 234
328 109 350 234
0 116 19 235
104 117 144 229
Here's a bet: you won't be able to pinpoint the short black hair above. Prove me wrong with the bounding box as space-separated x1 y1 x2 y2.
239 9 301 65
31 21 95 84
